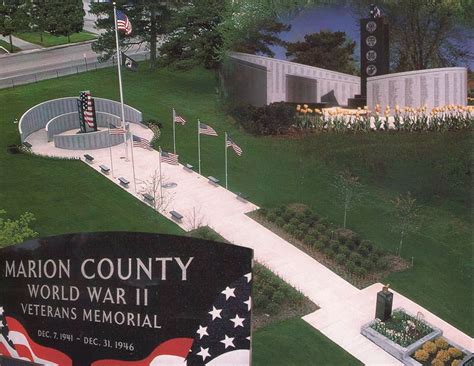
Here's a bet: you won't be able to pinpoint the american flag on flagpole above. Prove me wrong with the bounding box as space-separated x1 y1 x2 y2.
226 135 243 156
199 123 218 137
109 124 126 135
79 91 96 128
174 114 186 125
132 135 151 150
0 309 72 365
116 10 132 36
161 150 179 165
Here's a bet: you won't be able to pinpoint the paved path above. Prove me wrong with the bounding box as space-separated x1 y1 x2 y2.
26 126 473 365
0 34 42 51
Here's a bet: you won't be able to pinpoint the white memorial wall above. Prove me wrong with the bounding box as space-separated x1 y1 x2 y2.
367 67 467 111
230 52 360 106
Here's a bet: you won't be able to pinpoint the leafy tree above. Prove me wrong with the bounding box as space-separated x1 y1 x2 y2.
28 0 51 43
391 192 419 257
232 18 290 57
285 30 357 74
90 1 178 69
46 0 84 43
0 210 38 248
352 0 473 71
0 0 29 52
333 170 363 229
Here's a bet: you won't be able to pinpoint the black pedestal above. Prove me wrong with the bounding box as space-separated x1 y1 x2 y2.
375 290 393 321
348 95 367 108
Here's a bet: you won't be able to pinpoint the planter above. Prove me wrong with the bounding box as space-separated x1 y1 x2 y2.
361 308 442 364
408 338 473 366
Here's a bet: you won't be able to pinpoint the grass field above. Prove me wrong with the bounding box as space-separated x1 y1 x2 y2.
14 31 96 47
253 318 363 366
0 39 21 53
0 64 472 337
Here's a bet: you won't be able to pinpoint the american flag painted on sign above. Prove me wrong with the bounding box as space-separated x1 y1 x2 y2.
133 135 151 150
79 91 96 128
226 135 243 156
116 10 132 36
0 312 72 365
186 273 252 365
199 123 218 137
161 150 179 165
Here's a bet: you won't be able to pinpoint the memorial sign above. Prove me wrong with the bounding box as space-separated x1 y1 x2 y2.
0 232 253 365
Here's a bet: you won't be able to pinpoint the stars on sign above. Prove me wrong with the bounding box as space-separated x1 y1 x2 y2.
186 273 252 365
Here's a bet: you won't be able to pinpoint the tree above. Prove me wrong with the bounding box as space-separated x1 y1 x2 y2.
0 210 38 248
285 30 357 74
0 0 29 52
90 1 178 69
333 170 363 229
391 192 419 257
232 18 290 57
137 170 174 211
352 0 473 71
159 0 227 69
46 0 84 43
28 0 51 43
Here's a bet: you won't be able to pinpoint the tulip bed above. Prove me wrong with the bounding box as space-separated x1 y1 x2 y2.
296 104 473 132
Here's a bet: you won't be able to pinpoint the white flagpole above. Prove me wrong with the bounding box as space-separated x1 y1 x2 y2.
197 119 201 175
172 108 176 154
158 146 163 203
225 132 228 189
107 124 115 177
113 2 129 161
129 130 137 193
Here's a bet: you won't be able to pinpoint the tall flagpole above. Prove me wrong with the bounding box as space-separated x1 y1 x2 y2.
172 108 176 154
107 124 115 177
129 130 137 193
197 119 201 175
158 146 163 203
113 2 129 161
225 132 228 189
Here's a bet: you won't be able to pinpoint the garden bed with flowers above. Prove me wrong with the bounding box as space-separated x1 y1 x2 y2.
361 308 442 363
411 337 470 366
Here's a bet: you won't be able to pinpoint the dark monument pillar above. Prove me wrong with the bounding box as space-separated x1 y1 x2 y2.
375 284 393 321
348 4 390 108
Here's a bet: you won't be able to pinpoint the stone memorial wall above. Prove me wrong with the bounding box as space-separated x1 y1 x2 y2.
229 52 360 106
367 67 467 111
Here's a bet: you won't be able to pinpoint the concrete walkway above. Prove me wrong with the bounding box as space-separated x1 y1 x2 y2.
25 126 473 365
0 34 42 52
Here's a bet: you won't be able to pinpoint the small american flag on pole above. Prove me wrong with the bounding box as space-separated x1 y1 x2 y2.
226 135 243 156
174 113 186 125
199 123 218 136
161 150 179 165
79 91 95 128
116 10 132 35
109 124 126 135
132 135 151 150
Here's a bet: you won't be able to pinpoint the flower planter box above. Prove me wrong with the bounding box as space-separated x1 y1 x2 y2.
361 308 442 365
408 338 473 366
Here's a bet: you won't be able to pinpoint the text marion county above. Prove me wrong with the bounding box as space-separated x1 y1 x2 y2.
3 257 194 280
2 257 194 329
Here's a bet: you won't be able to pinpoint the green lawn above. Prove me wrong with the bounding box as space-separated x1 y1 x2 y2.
0 39 21 53
253 318 362 366
0 64 472 336
14 31 96 47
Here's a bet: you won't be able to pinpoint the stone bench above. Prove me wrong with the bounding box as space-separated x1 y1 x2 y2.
118 177 129 188
207 176 219 186
143 193 155 204
99 165 110 174
183 163 194 172
235 192 249 203
84 154 94 163
170 210 183 222
23 141 32 148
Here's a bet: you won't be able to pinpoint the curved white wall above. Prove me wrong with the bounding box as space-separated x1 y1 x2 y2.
367 67 467 111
